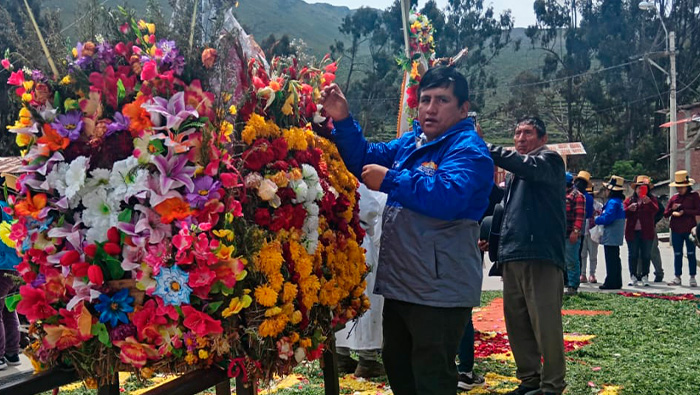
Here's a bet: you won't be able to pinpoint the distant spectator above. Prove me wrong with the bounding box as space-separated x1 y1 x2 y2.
623 175 658 287
574 171 600 284
595 176 626 290
564 172 585 295
664 171 700 287
0 199 21 370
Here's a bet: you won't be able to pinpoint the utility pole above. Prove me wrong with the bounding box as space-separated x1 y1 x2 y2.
669 31 679 179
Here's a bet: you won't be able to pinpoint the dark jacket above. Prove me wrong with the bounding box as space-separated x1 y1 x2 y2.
489 144 566 269
623 194 659 241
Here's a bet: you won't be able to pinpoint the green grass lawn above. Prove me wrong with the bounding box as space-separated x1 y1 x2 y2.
40 290 700 394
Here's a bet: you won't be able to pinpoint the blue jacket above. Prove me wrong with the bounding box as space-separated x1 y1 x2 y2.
584 191 594 218
595 197 625 246
0 201 19 271
333 116 494 307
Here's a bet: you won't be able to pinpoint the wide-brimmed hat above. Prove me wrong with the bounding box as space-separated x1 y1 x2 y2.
603 175 625 191
669 170 695 187
574 170 593 189
631 175 653 189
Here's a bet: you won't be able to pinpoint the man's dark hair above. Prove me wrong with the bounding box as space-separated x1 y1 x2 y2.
418 66 469 105
609 190 625 200
516 115 547 138
574 179 588 192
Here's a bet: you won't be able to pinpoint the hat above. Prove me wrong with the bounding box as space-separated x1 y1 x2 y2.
631 175 653 189
669 170 695 187
565 172 574 184
586 185 594 193
603 175 625 191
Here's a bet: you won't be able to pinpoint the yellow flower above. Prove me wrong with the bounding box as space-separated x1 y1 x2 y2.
225 212 234 224
255 241 285 276
258 315 289 337
217 244 235 260
220 120 234 142
71 48 78 58
281 94 295 116
221 295 252 318
265 306 283 317
240 113 281 145
185 353 198 365
15 133 33 148
299 338 312 349
291 310 302 325
289 332 300 344
281 282 298 304
140 367 154 379
137 20 148 30
254 285 278 307
21 93 32 102
213 229 234 242
283 127 309 151
268 171 289 188
147 23 156 34
198 349 209 359
0 222 15 248
228 105 237 115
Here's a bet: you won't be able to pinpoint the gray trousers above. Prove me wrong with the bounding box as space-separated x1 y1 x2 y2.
580 233 598 276
503 261 566 394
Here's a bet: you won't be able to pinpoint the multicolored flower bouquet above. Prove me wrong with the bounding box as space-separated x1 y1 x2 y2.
3 15 368 384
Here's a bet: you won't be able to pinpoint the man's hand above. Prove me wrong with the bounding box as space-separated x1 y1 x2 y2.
569 231 579 244
361 165 389 191
319 84 350 121
478 240 489 252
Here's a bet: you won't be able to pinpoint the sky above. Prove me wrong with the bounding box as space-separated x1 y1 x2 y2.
305 0 537 27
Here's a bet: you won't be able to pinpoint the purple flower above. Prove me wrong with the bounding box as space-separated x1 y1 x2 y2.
118 204 172 245
185 176 222 209
31 70 46 82
152 148 195 193
141 91 198 131
51 111 83 141
106 112 130 137
96 42 116 70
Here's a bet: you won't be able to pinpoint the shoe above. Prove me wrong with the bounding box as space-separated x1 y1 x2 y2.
579 275 588 283
599 284 621 290
628 276 638 286
589 275 597 283
565 287 578 296
337 353 358 374
690 277 698 287
642 276 650 286
4 354 20 366
0 358 6 371
668 277 681 286
457 371 485 390
354 359 385 378
504 384 539 395
654 275 664 283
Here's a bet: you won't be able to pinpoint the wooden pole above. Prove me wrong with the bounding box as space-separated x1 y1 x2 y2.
189 0 199 53
399 0 411 58
322 336 340 395
23 0 59 79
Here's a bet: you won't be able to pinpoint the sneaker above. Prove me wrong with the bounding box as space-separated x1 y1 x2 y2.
642 276 650 286
565 287 578 296
354 359 385 378
690 277 698 287
337 353 358 374
589 275 597 284
628 278 638 286
579 275 588 284
0 358 6 371
504 385 539 395
457 371 485 390
668 276 682 286
4 354 20 366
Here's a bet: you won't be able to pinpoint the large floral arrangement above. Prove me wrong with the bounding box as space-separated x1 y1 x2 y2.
3 15 367 384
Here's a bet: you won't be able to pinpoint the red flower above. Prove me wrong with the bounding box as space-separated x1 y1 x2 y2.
254 208 271 227
243 140 276 171
141 60 158 81
188 266 217 299
181 306 223 336
270 138 289 161
88 265 104 285
16 285 57 322
325 62 338 73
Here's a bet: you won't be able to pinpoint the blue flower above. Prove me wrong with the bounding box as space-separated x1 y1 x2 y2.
153 265 192 306
94 288 134 327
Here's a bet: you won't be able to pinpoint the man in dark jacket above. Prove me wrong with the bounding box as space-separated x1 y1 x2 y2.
322 66 494 395
486 116 566 395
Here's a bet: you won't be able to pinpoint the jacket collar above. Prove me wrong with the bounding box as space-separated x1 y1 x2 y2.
413 118 476 149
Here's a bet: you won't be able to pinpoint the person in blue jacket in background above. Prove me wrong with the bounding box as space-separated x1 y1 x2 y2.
0 197 22 370
595 175 627 290
321 66 494 395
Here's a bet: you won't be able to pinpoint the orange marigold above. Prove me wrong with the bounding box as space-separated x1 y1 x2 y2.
254 285 278 307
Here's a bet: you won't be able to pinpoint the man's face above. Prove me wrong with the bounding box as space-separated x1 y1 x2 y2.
514 123 547 154
417 85 469 141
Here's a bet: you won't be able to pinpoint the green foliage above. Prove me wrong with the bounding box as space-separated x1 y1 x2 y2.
611 160 647 180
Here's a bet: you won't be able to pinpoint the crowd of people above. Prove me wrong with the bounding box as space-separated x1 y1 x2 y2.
321 64 699 395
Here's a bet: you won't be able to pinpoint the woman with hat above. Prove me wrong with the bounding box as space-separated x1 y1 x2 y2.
624 175 659 286
574 171 599 283
595 175 626 289
664 170 700 287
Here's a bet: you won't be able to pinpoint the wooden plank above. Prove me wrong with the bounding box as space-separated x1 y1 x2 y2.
235 376 256 395
215 379 231 395
141 368 230 395
0 368 80 394
322 336 340 395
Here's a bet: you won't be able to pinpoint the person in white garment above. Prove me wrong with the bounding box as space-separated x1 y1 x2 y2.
336 184 387 378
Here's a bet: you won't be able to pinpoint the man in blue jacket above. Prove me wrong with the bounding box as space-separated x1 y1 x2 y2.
321 66 494 394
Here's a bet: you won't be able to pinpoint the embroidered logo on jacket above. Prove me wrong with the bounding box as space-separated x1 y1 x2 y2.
418 161 438 176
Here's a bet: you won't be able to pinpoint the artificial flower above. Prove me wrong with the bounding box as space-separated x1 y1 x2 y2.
113 336 159 368
50 111 84 141
142 92 198 131
94 288 134 327
153 265 192 306
181 305 223 336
